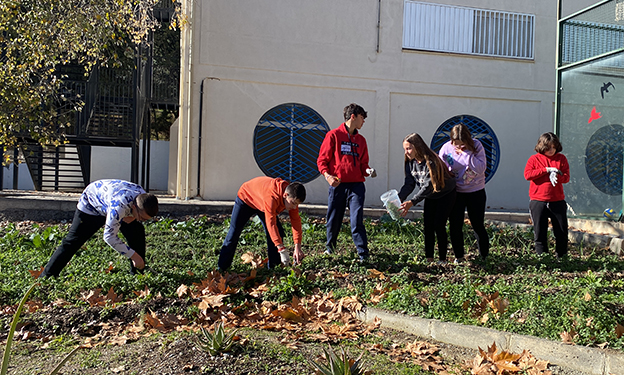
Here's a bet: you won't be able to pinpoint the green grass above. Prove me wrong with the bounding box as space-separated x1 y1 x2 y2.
2 213 624 352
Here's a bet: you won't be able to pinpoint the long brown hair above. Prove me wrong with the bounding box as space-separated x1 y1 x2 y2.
403 133 451 192
450 123 476 152
535 132 563 154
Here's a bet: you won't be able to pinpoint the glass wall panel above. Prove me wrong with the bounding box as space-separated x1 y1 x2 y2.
559 52 624 218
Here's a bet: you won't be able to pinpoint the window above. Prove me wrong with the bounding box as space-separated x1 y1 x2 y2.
430 114 500 183
562 20 624 66
403 1 534 59
253 103 329 183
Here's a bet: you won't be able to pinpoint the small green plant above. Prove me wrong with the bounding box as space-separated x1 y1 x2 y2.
196 321 238 356
308 345 368 375
265 269 311 303
1 283 85 375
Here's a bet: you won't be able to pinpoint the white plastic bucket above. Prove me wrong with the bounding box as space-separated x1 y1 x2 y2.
380 189 401 220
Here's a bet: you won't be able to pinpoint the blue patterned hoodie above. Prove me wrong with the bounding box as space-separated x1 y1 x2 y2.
77 179 146 258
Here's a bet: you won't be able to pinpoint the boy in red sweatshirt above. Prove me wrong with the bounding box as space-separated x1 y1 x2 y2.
317 103 376 262
217 177 306 271
524 132 570 258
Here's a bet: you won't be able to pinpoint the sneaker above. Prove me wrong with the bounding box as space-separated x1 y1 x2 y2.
324 248 333 255
453 258 465 264
436 260 448 265
357 253 370 264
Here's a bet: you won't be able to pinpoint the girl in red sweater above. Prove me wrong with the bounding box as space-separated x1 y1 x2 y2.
524 132 570 258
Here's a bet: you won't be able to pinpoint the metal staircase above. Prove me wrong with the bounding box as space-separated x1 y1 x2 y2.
15 1 178 192
20 143 91 192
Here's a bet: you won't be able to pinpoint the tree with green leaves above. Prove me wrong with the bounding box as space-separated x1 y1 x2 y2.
0 0 164 150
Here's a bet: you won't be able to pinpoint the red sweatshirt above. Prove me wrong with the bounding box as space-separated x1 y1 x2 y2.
237 177 302 247
524 152 570 202
317 123 370 183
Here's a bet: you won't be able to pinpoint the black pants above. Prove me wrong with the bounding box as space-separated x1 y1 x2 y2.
529 200 568 257
41 209 146 277
422 189 456 261
449 189 490 259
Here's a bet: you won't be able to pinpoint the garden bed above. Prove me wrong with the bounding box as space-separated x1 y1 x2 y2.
1 213 622 374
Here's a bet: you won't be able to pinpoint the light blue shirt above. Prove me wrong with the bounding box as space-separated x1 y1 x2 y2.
77 179 145 258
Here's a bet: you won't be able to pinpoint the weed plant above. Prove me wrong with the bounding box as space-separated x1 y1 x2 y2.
2 214 624 351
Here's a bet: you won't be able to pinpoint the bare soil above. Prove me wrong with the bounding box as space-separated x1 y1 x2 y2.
3 300 592 375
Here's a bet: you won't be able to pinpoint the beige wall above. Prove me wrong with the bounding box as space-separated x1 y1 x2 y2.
175 0 600 210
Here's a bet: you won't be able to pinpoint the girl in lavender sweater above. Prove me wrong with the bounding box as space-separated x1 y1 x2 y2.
439 124 490 261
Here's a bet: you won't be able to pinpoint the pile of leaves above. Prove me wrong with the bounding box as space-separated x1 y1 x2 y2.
468 343 551 375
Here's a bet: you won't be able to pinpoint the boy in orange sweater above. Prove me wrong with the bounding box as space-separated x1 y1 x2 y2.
217 176 306 271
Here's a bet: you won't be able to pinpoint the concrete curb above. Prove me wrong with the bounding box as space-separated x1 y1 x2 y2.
357 307 624 375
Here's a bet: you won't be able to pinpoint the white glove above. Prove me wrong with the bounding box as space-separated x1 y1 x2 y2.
279 249 290 266
549 171 558 186
366 168 377 178
546 167 561 174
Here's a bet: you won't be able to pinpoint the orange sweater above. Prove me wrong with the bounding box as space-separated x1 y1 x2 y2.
238 177 302 247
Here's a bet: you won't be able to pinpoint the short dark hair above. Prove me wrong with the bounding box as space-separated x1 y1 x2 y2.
535 132 563 155
136 193 159 217
285 182 306 202
343 103 367 121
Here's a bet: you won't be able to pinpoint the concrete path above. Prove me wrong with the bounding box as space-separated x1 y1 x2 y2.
1 189 623 254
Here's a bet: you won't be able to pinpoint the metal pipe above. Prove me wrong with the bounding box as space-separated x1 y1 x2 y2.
197 78 207 196
13 148 18 190
376 0 381 53
0 145 3 191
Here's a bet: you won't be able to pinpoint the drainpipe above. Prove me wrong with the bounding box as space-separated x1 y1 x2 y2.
197 78 206 196
554 0 562 135
197 77 221 197
376 0 381 53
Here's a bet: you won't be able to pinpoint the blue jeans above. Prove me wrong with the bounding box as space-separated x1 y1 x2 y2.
41 209 145 277
218 196 285 271
326 182 368 258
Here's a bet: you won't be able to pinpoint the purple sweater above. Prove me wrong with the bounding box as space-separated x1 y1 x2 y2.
438 139 486 193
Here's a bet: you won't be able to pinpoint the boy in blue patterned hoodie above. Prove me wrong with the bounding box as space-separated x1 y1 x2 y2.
40 179 159 277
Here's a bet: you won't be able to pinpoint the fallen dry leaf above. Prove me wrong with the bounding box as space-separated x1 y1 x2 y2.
560 329 577 344
28 266 44 279
616 323 624 339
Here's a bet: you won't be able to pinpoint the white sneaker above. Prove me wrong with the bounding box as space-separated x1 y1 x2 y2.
436 260 448 265
453 258 465 264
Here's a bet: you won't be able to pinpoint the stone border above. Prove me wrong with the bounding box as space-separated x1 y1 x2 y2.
357 307 624 375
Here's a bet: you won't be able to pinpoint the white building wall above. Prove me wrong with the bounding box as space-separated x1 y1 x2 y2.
90 140 170 191
183 0 598 210
2 163 35 190
3 141 169 192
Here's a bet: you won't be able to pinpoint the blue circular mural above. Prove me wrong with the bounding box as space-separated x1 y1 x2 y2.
253 103 329 183
585 124 624 196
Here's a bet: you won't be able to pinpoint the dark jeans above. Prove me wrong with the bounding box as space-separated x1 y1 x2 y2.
41 209 146 277
423 189 456 261
449 189 490 260
218 196 285 271
326 182 368 258
529 199 568 257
